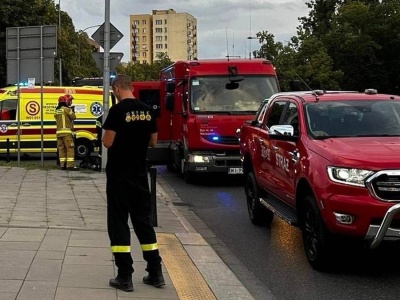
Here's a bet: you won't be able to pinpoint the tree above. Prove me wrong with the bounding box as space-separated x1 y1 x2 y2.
0 0 101 87
116 53 173 81
298 0 400 93
255 30 342 91
0 0 58 86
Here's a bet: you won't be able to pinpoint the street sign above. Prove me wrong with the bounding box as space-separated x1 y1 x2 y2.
6 26 56 84
92 52 123 72
91 22 123 50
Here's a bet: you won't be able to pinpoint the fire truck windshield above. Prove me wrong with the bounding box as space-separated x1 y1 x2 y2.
190 76 278 114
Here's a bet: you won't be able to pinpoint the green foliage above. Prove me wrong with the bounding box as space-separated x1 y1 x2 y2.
116 52 173 81
0 0 101 87
255 31 342 91
253 0 400 94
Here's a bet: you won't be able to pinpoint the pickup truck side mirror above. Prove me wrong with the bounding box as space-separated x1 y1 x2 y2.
269 125 297 141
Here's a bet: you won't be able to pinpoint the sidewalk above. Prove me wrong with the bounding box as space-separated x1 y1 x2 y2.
0 166 254 300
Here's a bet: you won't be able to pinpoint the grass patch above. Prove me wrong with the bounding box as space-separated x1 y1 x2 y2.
0 159 61 170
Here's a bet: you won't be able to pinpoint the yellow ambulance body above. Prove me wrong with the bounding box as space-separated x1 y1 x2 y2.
0 86 110 158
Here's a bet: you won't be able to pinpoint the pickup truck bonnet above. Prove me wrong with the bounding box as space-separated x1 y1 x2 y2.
308 137 400 167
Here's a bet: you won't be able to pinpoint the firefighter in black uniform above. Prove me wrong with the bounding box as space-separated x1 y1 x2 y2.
102 74 164 292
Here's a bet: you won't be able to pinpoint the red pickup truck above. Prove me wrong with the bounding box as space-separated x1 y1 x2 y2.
239 90 400 270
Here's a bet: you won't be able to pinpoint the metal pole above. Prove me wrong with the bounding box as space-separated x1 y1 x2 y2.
101 0 111 171
150 166 158 227
58 0 62 86
78 25 102 71
40 26 44 166
6 138 10 162
17 27 21 166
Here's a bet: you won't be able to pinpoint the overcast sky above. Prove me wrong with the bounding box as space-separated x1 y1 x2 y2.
61 0 310 62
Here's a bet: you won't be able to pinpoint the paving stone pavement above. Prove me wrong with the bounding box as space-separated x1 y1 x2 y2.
0 166 255 300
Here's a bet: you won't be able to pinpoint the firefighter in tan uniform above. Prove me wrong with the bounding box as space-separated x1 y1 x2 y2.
54 95 79 171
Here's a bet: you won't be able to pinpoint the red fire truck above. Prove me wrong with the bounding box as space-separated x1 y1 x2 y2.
134 59 279 182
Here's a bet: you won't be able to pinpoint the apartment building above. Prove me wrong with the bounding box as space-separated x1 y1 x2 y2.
129 9 197 64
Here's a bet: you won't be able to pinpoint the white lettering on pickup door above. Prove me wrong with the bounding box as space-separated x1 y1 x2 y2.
261 145 271 160
276 153 289 172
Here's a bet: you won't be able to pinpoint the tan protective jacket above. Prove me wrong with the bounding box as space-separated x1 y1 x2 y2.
54 107 76 137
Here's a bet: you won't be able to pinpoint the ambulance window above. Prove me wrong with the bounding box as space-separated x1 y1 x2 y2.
0 99 17 120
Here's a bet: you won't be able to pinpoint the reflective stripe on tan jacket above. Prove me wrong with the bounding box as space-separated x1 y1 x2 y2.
54 107 76 137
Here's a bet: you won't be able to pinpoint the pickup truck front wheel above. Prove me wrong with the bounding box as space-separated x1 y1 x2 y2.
301 195 333 271
245 172 273 226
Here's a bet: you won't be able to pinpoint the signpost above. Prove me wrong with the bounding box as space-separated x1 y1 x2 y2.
6 25 56 165
92 52 123 72
91 22 123 50
91 2 124 170
91 22 123 73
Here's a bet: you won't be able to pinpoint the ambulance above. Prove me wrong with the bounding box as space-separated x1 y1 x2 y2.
0 86 111 159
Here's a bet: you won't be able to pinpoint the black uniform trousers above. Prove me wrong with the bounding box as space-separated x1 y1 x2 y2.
106 172 162 277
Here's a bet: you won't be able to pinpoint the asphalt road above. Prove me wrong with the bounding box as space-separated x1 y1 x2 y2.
159 166 400 300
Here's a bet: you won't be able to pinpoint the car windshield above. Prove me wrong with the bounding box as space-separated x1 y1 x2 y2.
305 100 400 138
190 76 278 114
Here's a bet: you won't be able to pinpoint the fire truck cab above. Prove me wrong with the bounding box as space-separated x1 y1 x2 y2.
148 59 279 182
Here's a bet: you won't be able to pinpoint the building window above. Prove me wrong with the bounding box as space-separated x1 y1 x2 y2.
142 36 146 42
164 36 167 41
155 28 162 33
142 28 146 34
142 51 147 57
133 20 139 25
142 45 147 49
156 44 163 49
164 27 167 33
155 20 162 25
164 19 167 24
165 44 168 49
143 60 147 64
142 20 146 25
156 36 162 41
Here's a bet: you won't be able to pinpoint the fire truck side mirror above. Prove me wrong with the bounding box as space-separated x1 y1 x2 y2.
165 93 174 111
165 82 175 93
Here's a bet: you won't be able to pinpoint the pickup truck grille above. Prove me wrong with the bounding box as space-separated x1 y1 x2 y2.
366 171 400 202
202 135 239 145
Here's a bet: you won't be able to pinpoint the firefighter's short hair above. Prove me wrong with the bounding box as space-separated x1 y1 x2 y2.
111 74 132 91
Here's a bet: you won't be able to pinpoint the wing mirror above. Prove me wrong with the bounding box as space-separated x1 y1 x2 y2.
269 125 294 136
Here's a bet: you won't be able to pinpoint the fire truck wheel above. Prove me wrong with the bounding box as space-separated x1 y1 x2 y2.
301 195 334 271
245 172 273 226
75 139 92 160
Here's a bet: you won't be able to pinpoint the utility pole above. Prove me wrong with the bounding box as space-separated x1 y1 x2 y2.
101 0 111 170
58 0 62 85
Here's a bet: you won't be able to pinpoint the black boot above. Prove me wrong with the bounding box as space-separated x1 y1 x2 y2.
109 275 133 292
143 270 165 287
66 166 80 171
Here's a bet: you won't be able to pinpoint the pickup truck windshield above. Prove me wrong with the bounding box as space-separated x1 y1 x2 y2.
190 76 278 114
306 100 400 138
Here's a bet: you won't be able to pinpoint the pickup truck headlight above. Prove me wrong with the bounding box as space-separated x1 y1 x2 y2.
327 167 374 187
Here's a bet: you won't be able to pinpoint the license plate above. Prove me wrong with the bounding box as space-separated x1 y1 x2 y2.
228 167 243 174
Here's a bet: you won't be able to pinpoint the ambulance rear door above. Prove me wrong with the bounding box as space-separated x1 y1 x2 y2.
0 98 18 153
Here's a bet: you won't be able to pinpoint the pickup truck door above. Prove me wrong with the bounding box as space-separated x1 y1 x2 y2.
271 102 299 206
257 100 286 193
248 102 269 179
